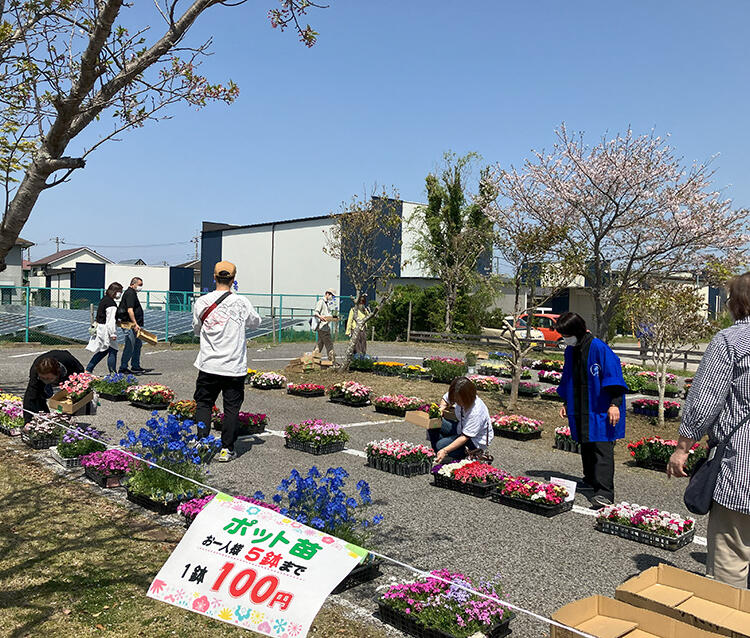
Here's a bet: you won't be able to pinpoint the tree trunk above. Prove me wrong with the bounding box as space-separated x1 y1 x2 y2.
657 363 666 427
508 349 521 410
444 289 455 333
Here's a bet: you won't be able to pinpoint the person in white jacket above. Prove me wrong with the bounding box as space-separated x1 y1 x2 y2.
85 283 123 374
192 261 261 462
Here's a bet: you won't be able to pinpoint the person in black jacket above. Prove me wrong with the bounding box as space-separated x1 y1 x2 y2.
23 350 84 424
117 277 150 374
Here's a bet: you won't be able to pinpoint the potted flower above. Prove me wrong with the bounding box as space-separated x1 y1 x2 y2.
641 381 681 398
378 569 513 638
530 359 564 372
499 366 531 380
0 392 23 436
80 448 140 488
372 395 426 417
366 438 435 477
287 382 326 398
399 364 432 380
596 502 696 551
492 476 572 517
540 386 564 402
349 354 378 372
504 381 540 397
214 411 268 436
51 424 107 469
491 414 543 441
553 425 580 453
245 368 258 384
467 374 506 393
373 361 406 376
626 436 705 473
127 384 175 410
167 399 220 427
284 419 349 455
432 459 509 498
91 373 138 401
477 361 507 376
272 466 384 593
178 492 280 528
118 413 220 514
52 372 96 414
21 413 73 449
424 358 469 384
538 370 562 384
252 371 287 389
328 381 372 407
632 398 681 419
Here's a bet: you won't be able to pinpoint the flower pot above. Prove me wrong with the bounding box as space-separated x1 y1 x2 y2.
21 432 58 450
596 519 695 551
433 473 499 499
540 392 564 402
374 405 409 417
332 556 383 594
490 492 573 518
126 488 185 515
130 400 170 411
399 373 432 381
0 423 21 436
377 602 513 638
284 439 346 455
252 384 284 390
97 392 128 402
50 446 82 469
287 388 325 398
367 455 432 478
329 397 371 408
84 466 125 489
493 428 542 441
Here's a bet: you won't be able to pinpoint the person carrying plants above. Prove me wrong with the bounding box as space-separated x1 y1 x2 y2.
22 350 85 424
556 312 628 509
431 377 494 463
311 287 338 364
192 261 261 463
345 293 370 355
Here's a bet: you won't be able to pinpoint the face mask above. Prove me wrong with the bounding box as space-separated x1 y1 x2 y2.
562 336 578 347
115 293 122 301
135 286 142 292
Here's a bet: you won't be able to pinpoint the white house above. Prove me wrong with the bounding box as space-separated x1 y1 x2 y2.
0 237 34 304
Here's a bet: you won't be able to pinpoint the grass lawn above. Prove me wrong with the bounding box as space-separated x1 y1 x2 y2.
0 443 387 638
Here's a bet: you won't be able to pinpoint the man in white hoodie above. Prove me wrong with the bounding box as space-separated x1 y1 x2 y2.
192 261 261 462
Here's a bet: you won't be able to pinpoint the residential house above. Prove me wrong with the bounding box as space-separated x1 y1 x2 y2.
0 237 34 304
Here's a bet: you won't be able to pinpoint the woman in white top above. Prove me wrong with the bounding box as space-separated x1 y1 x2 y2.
429 377 494 464
85 282 123 374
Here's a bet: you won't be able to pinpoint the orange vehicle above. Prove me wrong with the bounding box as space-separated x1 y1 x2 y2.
518 312 562 348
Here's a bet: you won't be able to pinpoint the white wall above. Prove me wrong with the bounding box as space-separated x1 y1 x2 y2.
400 201 431 278
569 288 596 330
0 246 25 303
105 264 171 306
54 249 109 270
222 225 273 295
49 273 72 307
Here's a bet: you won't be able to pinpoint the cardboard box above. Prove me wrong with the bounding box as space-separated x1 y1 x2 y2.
48 389 95 415
615 564 750 638
137 328 158 345
552 595 722 638
405 408 455 429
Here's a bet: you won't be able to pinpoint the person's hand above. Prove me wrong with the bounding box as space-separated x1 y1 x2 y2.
559 405 567 419
134 325 141 334
667 450 690 478
608 406 620 426
110 334 117 340
435 449 447 464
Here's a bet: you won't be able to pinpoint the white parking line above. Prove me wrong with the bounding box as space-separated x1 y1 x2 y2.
340 418 401 429
8 351 46 358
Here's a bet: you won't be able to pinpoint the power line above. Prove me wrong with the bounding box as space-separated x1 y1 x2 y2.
60 239 192 249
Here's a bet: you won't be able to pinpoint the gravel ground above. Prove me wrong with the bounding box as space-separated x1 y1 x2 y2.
0 342 707 638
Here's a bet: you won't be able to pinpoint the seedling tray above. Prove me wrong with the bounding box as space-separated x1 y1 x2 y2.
84 467 125 489
433 473 499 499
332 557 383 594
374 405 409 417
596 519 695 551
377 602 512 638
553 438 581 454
98 392 128 402
540 393 564 402
126 489 183 515
329 397 371 408
252 384 285 390
284 439 346 455
287 389 325 398
367 456 432 478
129 401 170 411
491 492 573 518
493 428 542 441
50 446 81 469
0 423 21 436
21 433 58 450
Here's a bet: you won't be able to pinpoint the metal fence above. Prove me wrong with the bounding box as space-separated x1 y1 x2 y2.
0 286 343 345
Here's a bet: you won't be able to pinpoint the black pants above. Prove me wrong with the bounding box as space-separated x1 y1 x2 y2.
193 370 245 451
580 441 615 501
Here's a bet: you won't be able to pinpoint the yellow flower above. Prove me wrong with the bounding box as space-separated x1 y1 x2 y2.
218 608 233 620
374 361 404 368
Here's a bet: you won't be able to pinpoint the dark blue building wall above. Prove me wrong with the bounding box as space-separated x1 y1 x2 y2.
73 263 106 308
169 267 194 309
200 230 222 291
339 198 403 318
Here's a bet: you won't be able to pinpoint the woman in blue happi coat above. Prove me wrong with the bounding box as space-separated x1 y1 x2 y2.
555 312 628 509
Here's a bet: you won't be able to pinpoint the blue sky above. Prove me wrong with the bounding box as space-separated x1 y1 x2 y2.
22 0 750 267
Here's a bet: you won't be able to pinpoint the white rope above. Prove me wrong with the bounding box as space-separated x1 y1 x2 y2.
21 406 595 638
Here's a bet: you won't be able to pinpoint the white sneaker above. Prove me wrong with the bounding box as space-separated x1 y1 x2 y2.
216 448 236 463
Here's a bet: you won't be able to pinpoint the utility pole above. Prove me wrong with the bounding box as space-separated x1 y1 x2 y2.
50 236 64 252
191 235 200 261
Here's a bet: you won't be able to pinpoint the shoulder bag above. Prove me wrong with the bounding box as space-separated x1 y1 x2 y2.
200 291 232 324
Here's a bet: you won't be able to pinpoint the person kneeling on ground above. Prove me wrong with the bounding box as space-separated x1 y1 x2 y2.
556 311 628 509
430 376 494 464
22 350 85 424
192 260 261 463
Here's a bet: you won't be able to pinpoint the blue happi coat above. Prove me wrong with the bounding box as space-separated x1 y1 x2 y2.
557 336 628 442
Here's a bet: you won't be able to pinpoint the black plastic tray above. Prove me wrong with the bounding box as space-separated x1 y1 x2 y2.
553 438 581 454
284 439 346 455
596 519 695 551
433 472 499 498
494 428 542 441
287 388 325 398
21 433 58 449
332 557 383 594
98 392 128 402
377 602 512 638
367 456 431 478
374 405 409 417
126 489 183 515
84 466 125 489
491 492 573 518
329 396 371 407
129 400 169 411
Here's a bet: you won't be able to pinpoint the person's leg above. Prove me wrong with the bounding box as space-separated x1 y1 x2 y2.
587 441 615 502
193 371 221 439
107 347 118 374
130 332 143 370
580 442 597 488
119 328 134 371
436 434 465 460
707 501 750 588
321 329 335 362
220 375 245 452
86 349 107 373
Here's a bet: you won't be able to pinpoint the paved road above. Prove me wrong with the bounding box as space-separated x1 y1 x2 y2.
0 342 709 638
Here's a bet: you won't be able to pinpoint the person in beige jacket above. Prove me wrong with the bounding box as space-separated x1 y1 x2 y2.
345 294 370 355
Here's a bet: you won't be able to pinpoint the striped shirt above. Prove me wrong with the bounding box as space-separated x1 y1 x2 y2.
680 318 750 515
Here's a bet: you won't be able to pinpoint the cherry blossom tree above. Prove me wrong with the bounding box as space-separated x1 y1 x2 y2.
0 0 324 271
501 125 749 340
623 283 714 425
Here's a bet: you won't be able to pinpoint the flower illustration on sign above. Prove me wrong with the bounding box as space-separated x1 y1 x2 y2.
218 608 233 620
274 618 288 633
150 579 167 594
192 595 210 612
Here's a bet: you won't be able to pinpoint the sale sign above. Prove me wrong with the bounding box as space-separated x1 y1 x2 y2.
147 493 365 636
